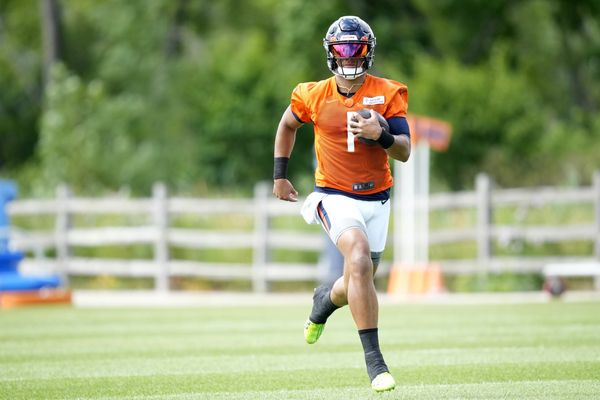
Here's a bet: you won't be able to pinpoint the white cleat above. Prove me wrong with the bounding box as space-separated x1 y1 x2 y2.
371 372 396 392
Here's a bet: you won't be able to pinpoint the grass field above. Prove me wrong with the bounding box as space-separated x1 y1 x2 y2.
1 298 600 399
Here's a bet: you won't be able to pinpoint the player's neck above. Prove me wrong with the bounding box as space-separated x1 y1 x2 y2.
335 75 366 96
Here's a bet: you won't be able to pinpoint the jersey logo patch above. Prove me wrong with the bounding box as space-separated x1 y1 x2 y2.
363 96 385 105
352 181 375 191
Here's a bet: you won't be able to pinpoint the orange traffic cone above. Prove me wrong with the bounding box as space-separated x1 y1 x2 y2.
388 263 445 295
387 264 411 295
408 267 427 294
425 263 445 294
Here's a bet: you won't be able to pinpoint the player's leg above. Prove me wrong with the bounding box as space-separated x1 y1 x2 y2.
337 228 378 329
304 196 362 344
304 195 394 391
305 228 376 344
329 250 382 307
304 196 387 340
359 199 394 392
304 282 340 344
336 228 392 388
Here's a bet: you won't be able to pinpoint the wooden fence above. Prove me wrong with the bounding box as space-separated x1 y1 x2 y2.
428 172 600 275
7 172 600 292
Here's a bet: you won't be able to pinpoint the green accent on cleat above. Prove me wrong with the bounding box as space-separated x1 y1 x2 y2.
371 372 396 392
304 319 325 344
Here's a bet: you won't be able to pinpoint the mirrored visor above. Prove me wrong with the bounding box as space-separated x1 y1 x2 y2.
330 43 368 58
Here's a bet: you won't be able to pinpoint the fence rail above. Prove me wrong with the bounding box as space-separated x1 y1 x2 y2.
7 172 600 292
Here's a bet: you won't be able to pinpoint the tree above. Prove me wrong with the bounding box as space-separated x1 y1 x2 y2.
39 0 63 88
0 0 43 173
2 0 600 194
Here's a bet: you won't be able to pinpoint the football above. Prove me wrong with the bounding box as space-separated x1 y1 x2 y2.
351 109 390 146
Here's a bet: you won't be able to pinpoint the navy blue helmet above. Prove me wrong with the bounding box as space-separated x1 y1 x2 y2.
323 16 376 80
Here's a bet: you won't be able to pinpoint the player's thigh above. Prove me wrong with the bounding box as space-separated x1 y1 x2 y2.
364 199 391 254
318 195 367 247
336 226 370 260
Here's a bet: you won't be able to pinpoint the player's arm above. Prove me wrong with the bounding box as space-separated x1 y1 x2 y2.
351 113 411 162
379 85 411 161
273 106 304 202
383 117 410 162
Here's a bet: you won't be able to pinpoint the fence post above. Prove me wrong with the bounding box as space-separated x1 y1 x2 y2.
593 171 600 291
594 171 600 261
252 181 270 293
152 182 169 292
476 173 492 277
55 184 71 285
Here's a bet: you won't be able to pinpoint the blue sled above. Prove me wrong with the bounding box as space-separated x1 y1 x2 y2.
0 251 23 274
0 272 62 292
0 251 62 292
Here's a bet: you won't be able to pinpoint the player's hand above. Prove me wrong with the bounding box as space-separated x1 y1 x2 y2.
349 110 383 141
273 179 298 202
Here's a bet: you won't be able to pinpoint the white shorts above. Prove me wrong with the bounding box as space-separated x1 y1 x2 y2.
301 192 391 253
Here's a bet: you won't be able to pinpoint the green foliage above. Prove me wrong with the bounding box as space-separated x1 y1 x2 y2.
72 245 153 260
408 50 548 189
69 275 154 290
1 0 600 194
0 0 41 172
446 272 545 292
38 65 158 194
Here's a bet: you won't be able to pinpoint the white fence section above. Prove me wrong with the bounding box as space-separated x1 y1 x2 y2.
430 172 600 275
7 172 600 292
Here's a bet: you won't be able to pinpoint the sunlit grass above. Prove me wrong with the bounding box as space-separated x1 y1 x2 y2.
1 301 599 399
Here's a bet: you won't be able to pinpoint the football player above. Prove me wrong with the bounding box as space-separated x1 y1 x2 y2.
272 15 411 392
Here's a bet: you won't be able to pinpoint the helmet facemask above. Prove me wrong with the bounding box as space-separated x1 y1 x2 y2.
327 42 372 80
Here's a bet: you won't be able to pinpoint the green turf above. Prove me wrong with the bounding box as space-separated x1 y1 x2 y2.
1 299 600 399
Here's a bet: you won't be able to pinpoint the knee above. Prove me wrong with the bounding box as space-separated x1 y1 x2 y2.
346 250 373 281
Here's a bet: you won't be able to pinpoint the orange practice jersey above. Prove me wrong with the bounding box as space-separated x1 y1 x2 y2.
290 74 408 195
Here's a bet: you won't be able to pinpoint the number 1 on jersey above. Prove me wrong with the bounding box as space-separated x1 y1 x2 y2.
346 111 356 152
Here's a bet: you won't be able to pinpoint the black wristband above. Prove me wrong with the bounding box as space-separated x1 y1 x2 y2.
273 157 289 179
376 130 395 149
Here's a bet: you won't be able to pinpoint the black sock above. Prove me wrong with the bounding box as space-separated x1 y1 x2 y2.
309 284 340 324
358 328 389 381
